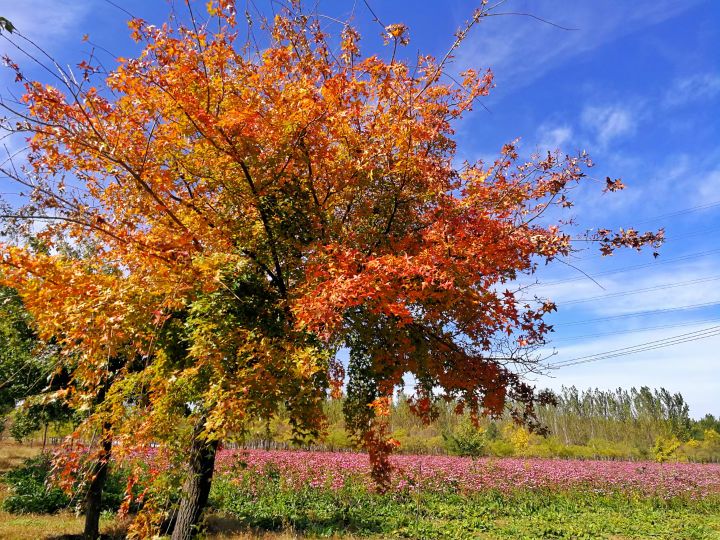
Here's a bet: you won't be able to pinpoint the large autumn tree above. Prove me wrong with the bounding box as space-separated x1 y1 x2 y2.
0 2 661 538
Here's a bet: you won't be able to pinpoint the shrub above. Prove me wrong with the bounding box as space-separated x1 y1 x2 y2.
653 436 681 463
487 439 515 457
2 454 69 514
2 454 131 514
443 421 486 458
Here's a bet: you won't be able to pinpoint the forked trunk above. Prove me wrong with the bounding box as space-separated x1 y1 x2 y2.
84 422 113 540
171 415 219 540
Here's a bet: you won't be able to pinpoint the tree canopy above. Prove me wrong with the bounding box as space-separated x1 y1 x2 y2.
0 2 661 536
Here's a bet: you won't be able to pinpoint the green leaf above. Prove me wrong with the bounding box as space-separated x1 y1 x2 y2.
0 16 15 34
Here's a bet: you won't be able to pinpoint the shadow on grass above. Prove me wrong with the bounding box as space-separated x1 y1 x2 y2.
205 513 378 538
43 520 129 540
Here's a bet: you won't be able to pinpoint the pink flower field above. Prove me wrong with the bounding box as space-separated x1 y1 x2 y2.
215 449 720 499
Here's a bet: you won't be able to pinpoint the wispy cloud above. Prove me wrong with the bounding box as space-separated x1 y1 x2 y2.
663 72 720 108
696 170 720 204
0 1 95 162
581 104 637 149
535 124 573 154
455 0 703 93
614 149 720 210
0 0 93 56
533 259 720 313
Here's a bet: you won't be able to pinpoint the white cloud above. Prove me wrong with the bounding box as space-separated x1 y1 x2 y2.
664 72 720 108
581 104 637 148
0 1 93 56
696 170 720 205
535 124 573 153
0 1 95 169
454 0 703 94
539 261 720 316
572 148 720 219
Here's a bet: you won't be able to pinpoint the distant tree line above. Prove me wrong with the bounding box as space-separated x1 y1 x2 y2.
536 386 694 445
239 389 720 462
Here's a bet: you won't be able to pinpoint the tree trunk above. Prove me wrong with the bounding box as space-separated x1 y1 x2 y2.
84 422 113 540
42 422 49 453
171 415 219 540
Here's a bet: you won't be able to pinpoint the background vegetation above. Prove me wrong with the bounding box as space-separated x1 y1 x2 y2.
201 386 720 462
5 385 720 464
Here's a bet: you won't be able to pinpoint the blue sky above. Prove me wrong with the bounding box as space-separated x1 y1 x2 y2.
1 1 719 417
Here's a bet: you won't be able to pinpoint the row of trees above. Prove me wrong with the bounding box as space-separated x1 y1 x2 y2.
8 387 719 463
536 386 694 446
0 286 74 447
0 2 661 538
234 391 719 461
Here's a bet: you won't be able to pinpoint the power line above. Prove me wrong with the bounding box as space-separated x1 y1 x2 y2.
550 325 720 368
541 248 720 286
559 275 720 305
555 325 720 364
632 200 720 225
550 317 720 343
553 330 720 368
553 300 720 327
552 329 720 368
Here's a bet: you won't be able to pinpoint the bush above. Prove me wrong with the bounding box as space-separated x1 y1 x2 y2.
443 421 486 458
487 439 515 457
323 427 352 450
393 428 444 454
653 436 681 463
2 454 69 514
2 454 132 515
678 430 720 462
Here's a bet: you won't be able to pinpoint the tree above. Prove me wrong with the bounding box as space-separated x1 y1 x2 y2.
0 283 75 450
0 286 114 539
0 286 40 427
0 2 661 537
693 414 720 439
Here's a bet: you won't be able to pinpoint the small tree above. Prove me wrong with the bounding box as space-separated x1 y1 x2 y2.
1 2 661 537
443 420 486 459
653 435 681 463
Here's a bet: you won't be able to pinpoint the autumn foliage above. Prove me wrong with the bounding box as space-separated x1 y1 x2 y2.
0 0 661 535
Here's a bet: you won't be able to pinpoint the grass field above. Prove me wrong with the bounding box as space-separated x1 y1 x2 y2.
0 440 41 473
207 476 720 539
1 443 719 539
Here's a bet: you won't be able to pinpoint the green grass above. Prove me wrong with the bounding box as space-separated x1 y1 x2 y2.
0 441 41 473
0 506 121 540
209 475 720 539
0 477 718 539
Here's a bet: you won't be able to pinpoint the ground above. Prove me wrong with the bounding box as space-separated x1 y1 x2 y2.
1 441 719 539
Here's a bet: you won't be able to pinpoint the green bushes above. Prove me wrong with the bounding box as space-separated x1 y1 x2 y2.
1 454 69 514
680 429 720 462
442 420 486 458
2 454 130 515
